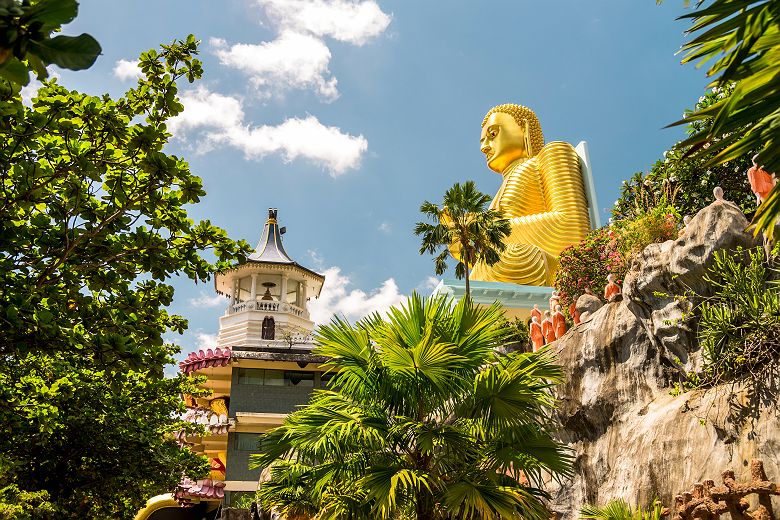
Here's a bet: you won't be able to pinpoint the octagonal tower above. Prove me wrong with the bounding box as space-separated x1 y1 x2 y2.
214 209 324 348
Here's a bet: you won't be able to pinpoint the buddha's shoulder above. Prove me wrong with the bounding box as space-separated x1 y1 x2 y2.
538 141 578 156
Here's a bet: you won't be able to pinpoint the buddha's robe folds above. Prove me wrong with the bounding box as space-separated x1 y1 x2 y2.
470 142 591 286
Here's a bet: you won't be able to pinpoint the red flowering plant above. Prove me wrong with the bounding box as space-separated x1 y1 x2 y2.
555 205 681 312
554 227 627 309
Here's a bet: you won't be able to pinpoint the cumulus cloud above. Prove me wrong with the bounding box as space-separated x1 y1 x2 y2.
210 1 389 99
415 276 441 295
113 59 142 81
167 87 244 135
309 266 405 325
169 87 367 175
258 0 391 45
211 33 338 101
189 291 227 308
194 331 218 350
377 221 391 233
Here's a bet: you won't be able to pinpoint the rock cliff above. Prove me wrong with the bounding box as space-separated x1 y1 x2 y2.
549 201 780 516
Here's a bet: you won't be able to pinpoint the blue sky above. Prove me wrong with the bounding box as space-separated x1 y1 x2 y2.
47 0 708 355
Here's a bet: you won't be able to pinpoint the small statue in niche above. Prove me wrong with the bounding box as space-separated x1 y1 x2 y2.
678 215 691 238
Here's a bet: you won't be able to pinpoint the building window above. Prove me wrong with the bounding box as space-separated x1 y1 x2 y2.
261 316 275 339
237 368 265 385
237 368 316 387
263 369 285 386
286 371 314 387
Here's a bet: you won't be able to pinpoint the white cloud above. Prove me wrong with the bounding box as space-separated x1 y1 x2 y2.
167 87 244 135
189 291 227 308
20 79 43 106
258 0 391 45
211 32 338 101
113 59 141 81
378 221 391 233
307 250 326 271
195 331 218 350
309 266 405 325
415 276 440 295
169 87 367 175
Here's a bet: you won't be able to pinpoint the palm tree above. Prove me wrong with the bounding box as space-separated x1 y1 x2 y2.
580 498 666 520
253 293 572 520
671 0 780 237
415 181 510 296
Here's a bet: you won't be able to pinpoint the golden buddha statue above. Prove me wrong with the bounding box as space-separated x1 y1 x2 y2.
469 103 591 285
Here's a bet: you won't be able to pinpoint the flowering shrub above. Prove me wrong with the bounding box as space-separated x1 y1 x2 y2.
554 228 626 309
615 205 680 258
555 206 680 309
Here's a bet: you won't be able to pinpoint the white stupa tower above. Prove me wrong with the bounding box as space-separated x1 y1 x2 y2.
213 208 324 348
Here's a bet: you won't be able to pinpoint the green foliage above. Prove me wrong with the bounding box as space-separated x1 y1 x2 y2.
415 181 511 295
253 294 572 520
0 0 101 87
554 228 627 309
580 499 666 520
613 86 755 222
557 204 680 311
670 0 780 236
497 316 531 352
615 204 680 259
0 479 54 520
0 354 210 518
696 247 780 385
0 36 249 519
231 493 257 510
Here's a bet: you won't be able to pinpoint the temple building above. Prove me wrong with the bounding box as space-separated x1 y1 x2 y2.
135 209 329 519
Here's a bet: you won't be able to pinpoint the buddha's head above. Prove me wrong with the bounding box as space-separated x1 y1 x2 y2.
480 104 544 173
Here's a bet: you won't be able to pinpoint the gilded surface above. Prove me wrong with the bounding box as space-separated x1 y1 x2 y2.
469 104 591 286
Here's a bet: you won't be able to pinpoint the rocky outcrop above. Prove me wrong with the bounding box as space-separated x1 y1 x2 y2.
576 294 603 321
548 201 779 517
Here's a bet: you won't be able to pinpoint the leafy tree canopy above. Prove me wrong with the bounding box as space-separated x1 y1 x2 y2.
613 85 755 223
0 35 250 519
254 294 572 520
0 0 101 87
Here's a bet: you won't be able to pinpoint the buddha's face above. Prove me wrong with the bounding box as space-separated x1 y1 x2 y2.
480 112 529 173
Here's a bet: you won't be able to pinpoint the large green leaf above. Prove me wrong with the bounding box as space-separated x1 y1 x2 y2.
24 0 78 28
28 34 101 70
0 57 30 85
